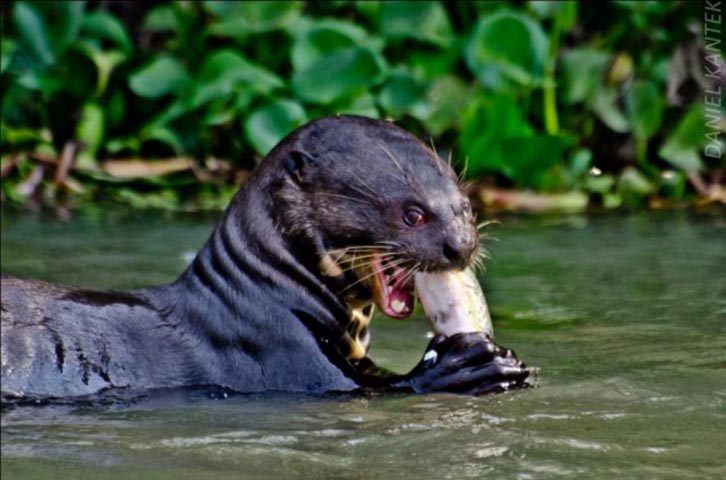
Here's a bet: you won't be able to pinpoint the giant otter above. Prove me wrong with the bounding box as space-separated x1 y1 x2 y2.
1 115 529 401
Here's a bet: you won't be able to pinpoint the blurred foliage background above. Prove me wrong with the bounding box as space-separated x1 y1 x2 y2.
1 1 724 211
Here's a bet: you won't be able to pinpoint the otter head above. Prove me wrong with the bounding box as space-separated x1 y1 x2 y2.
273 115 479 323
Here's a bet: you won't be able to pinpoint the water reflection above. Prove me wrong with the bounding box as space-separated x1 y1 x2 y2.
2 206 725 479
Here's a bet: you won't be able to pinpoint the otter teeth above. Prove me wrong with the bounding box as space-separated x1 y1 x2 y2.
391 299 407 314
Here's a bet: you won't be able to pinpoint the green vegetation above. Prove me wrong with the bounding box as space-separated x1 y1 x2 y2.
1 1 722 210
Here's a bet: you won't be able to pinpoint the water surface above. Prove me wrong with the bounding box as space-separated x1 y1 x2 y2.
2 205 725 479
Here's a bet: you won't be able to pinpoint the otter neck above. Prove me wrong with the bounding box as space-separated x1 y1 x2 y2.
166 180 352 346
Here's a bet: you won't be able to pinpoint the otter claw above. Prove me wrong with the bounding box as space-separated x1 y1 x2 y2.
403 332 532 395
422 349 438 365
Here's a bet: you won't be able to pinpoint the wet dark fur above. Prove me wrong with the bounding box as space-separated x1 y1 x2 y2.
1 116 529 401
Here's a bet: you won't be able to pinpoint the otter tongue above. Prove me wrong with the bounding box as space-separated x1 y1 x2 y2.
388 266 414 317
375 260 414 319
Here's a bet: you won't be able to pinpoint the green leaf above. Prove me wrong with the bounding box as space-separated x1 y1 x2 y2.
244 100 307 156
206 1 301 38
529 1 578 32
378 1 453 47
48 1 85 54
465 11 548 89
378 69 429 118
292 46 386 104
627 80 663 140
143 5 178 33
409 45 461 80
191 50 283 107
618 166 655 195
105 90 126 129
332 94 380 118
584 173 616 194
75 101 105 167
13 2 54 65
561 48 610 104
461 94 533 176
592 88 629 133
422 76 473 135
290 18 369 72
81 10 133 54
658 103 706 171
76 41 126 96
502 135 572 188
141 125 184 155
129 56 189 98
1 38 14 73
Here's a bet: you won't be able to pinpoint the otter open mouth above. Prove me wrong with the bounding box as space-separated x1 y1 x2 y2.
368 255 416 319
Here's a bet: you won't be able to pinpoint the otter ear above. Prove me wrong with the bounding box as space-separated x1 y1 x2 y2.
283 150 317 183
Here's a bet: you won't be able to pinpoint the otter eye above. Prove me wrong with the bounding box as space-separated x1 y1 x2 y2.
403 206 426 227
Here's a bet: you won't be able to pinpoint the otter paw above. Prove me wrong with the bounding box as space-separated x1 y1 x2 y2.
401 332 531 395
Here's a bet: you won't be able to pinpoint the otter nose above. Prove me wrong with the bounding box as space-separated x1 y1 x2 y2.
442 232 477 269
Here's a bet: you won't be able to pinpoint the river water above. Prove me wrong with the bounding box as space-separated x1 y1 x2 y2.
2 205 725 479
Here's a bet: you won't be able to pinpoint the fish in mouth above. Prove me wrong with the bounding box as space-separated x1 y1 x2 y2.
338 251 492 337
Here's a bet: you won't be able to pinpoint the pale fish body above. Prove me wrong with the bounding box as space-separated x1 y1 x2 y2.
414 267 494 338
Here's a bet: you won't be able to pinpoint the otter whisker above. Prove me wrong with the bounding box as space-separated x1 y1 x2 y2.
428 137 448 176
328 248 394 263
337 253 398 270
329 246 394 255
476 219 499 231
378 144 406 177
328 245 395 255
316 192 372 206
345 184 381 204
397 264 419 288
471 244 490 274
456 155 469 185
337 257 410 294
333 252 399 275
398 262 421 293
375 240 405 250
351 174 379 198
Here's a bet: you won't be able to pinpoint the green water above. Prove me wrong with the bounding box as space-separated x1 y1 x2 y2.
2 205 725 479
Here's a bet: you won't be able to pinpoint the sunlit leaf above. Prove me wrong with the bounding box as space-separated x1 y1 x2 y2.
292 47 386 104
77 101 104 151
290 18 369 71
206 1 301 38
75 101 105 167
81 10 132 54
333 93 380 118
13 2 54 65
592 88 629 133
465 11 548 89
143 5 178 33
244 99 307 155
141 125 185 155
191 50 283 107
129 56 189 98
658 103 706 171
561 48 610 104
378 1 453 47
627 80 663 139
584 173 615 194
1 38 14 73
421 76 473 135
378 69 429 119
461 94 533 176
529 1 578 32
618 166 655 195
